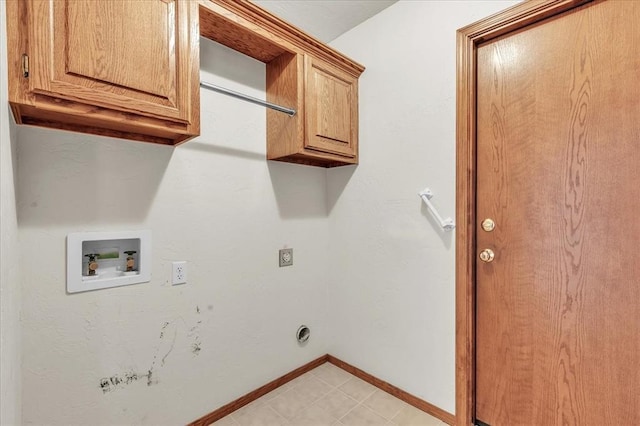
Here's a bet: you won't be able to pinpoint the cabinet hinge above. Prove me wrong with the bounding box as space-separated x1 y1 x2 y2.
22 54 29 78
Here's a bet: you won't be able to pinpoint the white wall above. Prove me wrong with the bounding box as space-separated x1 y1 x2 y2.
17 39 330 425
9 2 524 423
0 1 22 424
327 0 518 414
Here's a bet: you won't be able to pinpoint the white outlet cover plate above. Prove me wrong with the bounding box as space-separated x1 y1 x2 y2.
279 248 293 267
172 261 187 285
67 230 151 294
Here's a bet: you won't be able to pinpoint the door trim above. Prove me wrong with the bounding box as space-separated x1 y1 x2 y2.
454 1 593 425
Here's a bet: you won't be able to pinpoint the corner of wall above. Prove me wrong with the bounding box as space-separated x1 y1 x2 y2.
0 1 23 424
325 0 519 415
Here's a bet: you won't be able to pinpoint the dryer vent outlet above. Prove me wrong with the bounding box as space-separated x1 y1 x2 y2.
296 325 310 344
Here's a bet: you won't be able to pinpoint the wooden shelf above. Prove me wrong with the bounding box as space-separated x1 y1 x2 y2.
6 0 364 166
7 0 200 145
200 0 364 167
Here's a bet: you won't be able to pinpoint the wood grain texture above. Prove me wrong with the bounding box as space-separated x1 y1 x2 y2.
187 355 329 426
455 1 594 425
200 0 361 167
31 0 191 119
8 0 359 152
14 100 191 145
19 115 177 145
553 9 592 422
308 64 350 143
64 1 173 99
182 0 202 147
474 1 640 425
199 3 287 63
304 55 357 159
7 0 199 145
6 0 31 115
266 52 304 160
454 26 477 426
266 52 359 167
327 356 455 425
273 152 353 168
199 0 365 77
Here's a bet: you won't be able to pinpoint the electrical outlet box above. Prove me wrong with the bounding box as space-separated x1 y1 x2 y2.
279 248 293 267
172 261 187 285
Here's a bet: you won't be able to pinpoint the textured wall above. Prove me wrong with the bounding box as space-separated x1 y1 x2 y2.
327 0 518 414
0 1 22 424
9 2 525 423
17 39 329 425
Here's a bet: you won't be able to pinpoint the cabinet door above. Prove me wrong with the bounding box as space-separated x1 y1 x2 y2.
304 55 358 159
28 0 193 123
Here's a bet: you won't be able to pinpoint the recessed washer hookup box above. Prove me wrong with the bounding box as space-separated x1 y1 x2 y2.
66 230 151 294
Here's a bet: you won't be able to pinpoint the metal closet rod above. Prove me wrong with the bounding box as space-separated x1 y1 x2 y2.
199 81 296 117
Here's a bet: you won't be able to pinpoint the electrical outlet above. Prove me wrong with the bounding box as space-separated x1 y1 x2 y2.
172 261 187 285
279 248 293 267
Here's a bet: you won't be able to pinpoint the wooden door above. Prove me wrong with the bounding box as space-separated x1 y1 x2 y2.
304 55 358 159
28 0 192 122
474 1 640 425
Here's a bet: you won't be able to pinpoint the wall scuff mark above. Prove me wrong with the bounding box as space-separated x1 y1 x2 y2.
160 327 177 367
147 321 177 386
99 308 205 394
190 306 202 356
99 371 150 394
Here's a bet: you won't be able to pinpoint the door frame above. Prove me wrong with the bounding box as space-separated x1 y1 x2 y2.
454 1 593 424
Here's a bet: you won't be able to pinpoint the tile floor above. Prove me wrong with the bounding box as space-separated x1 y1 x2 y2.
212 363 448 426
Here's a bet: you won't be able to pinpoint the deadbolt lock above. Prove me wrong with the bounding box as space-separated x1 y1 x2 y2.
481 218 495 232
479 249 495 263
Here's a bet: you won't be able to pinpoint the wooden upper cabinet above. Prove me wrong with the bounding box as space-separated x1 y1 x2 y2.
7 0 199 145
265 53 360 167
304 55 358 161
200 0 364 168
6 0 362 161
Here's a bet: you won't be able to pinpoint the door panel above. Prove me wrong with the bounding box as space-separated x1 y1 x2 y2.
476 1 640 424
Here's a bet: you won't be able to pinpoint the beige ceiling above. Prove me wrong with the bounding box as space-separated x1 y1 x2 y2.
253 0 398 42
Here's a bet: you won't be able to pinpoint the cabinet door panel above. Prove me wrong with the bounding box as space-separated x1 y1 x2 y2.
30 0 190 122
65 1 172 99
313 69 350 143
304 56 357 158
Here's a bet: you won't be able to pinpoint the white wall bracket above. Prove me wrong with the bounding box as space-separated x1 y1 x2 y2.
419 188 455 231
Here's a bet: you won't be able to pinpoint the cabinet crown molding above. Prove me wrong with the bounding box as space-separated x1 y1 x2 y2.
200 0 365 77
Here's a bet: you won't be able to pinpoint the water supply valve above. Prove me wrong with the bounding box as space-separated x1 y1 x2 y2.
84 253 99 276
124 250 137 272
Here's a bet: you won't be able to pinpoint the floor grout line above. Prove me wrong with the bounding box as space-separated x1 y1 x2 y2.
214 364 445 426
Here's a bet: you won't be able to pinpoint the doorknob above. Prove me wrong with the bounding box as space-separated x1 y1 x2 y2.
481 218 495 232
479 249 495 263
